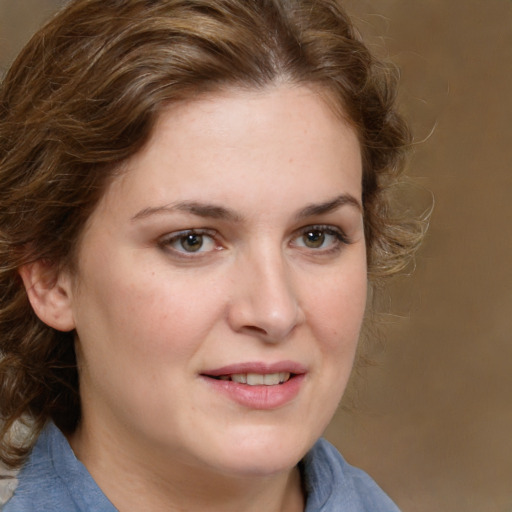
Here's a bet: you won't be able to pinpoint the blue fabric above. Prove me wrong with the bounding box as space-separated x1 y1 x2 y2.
3 423 400 511
302 438 400 511
2 424 116 512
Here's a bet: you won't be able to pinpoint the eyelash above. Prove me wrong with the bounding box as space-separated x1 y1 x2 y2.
158 225 351 259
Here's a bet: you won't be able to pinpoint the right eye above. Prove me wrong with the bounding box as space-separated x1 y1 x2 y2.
160 229 219 255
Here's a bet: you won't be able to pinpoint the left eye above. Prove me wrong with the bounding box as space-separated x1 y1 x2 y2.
301 229 328 248
292 226 347 250
162 230 217 254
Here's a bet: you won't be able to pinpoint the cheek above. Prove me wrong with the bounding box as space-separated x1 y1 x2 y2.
303 263 367 351
74 260 225 367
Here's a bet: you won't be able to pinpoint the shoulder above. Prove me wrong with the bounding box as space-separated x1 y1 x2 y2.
2 423 115 512
302 438 400 512
2 425 76 511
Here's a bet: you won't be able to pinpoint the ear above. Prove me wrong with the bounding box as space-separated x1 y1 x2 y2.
18 260 76 332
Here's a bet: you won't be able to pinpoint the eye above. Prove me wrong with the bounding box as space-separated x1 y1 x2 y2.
302 229 327 249
292 225 350 252
160 229 218 255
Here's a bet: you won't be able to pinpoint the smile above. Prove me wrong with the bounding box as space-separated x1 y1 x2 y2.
215 372 291 385
200 363 306 409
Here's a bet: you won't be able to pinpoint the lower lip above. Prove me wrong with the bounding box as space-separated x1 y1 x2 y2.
201 374 306 410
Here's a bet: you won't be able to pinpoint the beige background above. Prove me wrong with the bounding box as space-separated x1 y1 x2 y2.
1 1 511 511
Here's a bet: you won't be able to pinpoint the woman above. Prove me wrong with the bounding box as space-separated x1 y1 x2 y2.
0 0 424 510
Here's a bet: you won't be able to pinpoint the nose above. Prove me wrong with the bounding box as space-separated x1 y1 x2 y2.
227 250 305 342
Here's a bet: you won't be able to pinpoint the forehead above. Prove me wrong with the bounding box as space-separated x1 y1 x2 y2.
93 84 362 222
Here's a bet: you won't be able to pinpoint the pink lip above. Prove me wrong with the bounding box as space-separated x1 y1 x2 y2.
200 360 307 410
202 360 307 377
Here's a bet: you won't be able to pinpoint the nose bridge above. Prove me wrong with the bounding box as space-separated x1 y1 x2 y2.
229 242 303 341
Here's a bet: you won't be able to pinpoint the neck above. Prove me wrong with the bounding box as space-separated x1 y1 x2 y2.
68 422 305 512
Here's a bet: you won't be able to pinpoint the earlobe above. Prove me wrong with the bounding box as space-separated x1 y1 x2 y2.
18 261 76 332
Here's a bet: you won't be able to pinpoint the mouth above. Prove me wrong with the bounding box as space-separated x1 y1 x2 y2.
201 371 304 409
200 362 306 409
201 361 306 385
210 372 293 386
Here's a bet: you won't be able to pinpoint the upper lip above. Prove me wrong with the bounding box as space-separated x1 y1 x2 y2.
201 361 307 377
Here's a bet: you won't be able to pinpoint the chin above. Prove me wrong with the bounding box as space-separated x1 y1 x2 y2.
206 425 317 477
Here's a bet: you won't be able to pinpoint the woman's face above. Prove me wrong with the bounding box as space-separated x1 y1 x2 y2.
66 85 366 477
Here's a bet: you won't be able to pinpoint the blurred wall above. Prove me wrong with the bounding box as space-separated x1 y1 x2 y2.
326 2 512 512
1 1 511 511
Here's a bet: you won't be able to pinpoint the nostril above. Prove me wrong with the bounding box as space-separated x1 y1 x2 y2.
241 325 268 336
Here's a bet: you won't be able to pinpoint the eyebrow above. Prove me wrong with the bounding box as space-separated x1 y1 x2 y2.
295 194 362 220
132 201 244 223
131 194 362 223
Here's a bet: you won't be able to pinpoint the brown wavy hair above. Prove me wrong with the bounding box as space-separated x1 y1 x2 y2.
0 0 425 468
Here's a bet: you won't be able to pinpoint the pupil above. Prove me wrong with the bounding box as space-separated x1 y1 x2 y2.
181 234 203 252
305 230 325 248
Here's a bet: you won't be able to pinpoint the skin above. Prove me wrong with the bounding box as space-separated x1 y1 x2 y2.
25 84 367 511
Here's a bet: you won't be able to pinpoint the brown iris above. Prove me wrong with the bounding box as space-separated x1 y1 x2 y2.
180 234 204 252
303 230 325 248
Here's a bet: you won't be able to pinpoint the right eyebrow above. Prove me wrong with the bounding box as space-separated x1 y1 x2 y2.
131 200 245 223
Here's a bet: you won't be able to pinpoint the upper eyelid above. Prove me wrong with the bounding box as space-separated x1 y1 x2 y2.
159 227 218 240
296 223 341 231
293 224 349 238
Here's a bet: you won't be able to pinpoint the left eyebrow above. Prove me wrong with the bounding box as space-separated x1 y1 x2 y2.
295 194 362 220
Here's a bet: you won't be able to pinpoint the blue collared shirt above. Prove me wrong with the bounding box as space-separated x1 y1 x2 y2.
2 423 400 511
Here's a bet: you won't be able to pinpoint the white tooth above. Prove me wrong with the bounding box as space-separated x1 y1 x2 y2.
231 374 247 384
230 373 291 385
263 373 280 385
279 372 291 383
246 373 264 385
